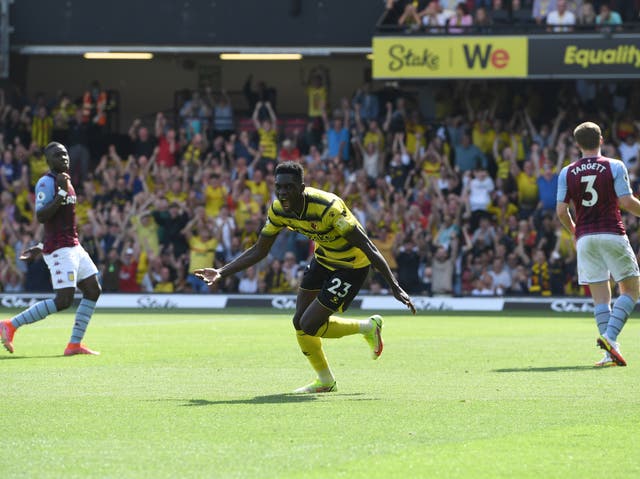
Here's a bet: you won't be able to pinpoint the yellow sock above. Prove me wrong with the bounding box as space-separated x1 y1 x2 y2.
317 316 363 338
296 330 333 383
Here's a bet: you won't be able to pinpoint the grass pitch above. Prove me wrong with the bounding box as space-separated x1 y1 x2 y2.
1 309 639 479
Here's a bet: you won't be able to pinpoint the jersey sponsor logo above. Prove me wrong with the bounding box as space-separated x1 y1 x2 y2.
312 233 338 242
335 217 350 230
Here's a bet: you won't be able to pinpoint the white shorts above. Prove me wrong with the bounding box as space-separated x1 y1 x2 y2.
43 245 99 290
576 234 640 285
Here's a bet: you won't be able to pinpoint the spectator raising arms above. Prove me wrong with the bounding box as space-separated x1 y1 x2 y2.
252 101 278 173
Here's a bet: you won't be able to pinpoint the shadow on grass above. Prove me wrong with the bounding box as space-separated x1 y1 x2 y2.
493 365 601 373
180 393 370 406
0 354 64 360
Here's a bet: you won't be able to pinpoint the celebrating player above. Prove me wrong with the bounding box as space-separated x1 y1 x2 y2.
1 142 102 356
195 161 416 392
556 122 640 366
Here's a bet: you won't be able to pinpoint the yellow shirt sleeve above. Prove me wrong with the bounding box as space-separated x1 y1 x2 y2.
260 205 285 237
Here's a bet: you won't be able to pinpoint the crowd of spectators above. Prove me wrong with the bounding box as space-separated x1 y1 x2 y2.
381 0 640 33
1 75 640 298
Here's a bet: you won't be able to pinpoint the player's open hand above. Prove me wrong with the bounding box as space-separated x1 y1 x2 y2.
19 244 43 261
193 268 221 285
56 172 70 191
392 284 417 315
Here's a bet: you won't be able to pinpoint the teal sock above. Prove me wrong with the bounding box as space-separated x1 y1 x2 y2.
11 299 57 328
70 299 97 344
593 303 610 335
605 294 635 342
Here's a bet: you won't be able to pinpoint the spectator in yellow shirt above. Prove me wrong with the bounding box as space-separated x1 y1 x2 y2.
245 168 270 205
182 216 219 293
153 266 175 293
11 179 33 223
204 173 228 218
28 146 49 188
264 259 295 293
405 111 426 155
510 155 539 219
31 106 54 149
233 187 261 230
305 69 328 120
252 100 278 172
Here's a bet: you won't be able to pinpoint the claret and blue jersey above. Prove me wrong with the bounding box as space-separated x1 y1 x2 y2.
557 156 630 239
35 172 79 254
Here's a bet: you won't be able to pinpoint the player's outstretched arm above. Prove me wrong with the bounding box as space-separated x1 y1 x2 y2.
193 234 277 285
344 226 416 314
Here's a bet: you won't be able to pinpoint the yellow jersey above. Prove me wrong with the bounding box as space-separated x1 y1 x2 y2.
516 172 539 208
188 236 218 270
235 197 261 228
246 179 269 205
154 282 175 293
258 128 277 160
205 184 227 218
306 86 327 118
29 155 49 187
261 187 370 271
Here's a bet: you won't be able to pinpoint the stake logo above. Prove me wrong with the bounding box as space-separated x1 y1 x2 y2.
387 44 440 72
373 37 527 79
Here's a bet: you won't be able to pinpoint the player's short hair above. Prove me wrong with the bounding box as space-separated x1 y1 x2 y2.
43 142 65 161
44 142 63 153
275 161 304 184
573 122 601 151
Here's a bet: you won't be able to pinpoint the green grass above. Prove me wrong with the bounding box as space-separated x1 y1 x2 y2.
1 310 639 479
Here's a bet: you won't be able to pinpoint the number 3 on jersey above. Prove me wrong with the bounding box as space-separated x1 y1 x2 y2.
581 175 598 207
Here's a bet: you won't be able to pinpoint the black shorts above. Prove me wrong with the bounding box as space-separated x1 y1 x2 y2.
300 258 370 313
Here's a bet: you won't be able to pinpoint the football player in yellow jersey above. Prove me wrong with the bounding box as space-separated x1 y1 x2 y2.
195 161 416 393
